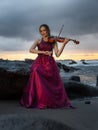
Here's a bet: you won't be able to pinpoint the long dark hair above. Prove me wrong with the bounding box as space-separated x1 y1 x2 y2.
39 24 50 36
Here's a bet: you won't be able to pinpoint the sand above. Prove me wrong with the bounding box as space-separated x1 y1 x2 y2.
0 98 98 130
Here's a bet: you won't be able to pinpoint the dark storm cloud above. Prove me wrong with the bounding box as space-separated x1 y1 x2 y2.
0 0 98 39
0 0 98 51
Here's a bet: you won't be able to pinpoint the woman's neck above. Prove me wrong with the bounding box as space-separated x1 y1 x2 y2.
42 36 49 42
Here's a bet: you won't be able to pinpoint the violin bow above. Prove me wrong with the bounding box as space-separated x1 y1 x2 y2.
57 25 64 37
55 25 79 44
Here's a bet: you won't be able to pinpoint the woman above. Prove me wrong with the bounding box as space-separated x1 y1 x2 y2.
20 24 73 109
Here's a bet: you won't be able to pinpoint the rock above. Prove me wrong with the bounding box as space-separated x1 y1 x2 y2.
96 75 98 86
62 64 79 72
69 60 77 65
0 67 29 99
85 101 91 104
63 80 98 99
57 61 79 72
0 114 73 130
81 59 88 64
25 59 34 64
56 62 62 69
69 76 80 82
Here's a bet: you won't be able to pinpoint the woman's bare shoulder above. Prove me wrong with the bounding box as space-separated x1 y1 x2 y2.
35 39 41 45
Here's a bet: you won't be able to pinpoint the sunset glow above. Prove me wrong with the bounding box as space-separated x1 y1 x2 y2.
0 51 98 61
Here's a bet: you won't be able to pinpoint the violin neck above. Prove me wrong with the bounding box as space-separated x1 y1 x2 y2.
69 38 75 41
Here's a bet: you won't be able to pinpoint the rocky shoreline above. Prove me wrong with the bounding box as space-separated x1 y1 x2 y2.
0 59 98 100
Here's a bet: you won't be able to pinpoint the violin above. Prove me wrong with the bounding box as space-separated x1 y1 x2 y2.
48 36 80 44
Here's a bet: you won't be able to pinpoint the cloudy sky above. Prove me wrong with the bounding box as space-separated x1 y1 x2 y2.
0 0 98 60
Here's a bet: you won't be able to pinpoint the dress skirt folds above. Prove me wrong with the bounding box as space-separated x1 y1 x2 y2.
20 39 71 108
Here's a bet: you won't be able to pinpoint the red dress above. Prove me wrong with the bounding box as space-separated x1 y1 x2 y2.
20 39 71 108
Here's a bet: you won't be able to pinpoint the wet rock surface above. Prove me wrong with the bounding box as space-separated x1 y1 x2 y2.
0 114 74 130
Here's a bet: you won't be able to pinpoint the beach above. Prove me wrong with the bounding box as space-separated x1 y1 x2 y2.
0 98 98 130
0 59 98 130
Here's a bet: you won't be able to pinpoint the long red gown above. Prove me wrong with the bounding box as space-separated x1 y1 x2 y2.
20 39 71 108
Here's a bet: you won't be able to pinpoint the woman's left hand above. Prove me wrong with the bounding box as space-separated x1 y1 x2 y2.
63 38 70 44
44 51 53 56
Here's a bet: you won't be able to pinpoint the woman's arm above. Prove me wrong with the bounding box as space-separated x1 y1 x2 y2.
29 39 52 56
53 38 70 57
29 39 44 54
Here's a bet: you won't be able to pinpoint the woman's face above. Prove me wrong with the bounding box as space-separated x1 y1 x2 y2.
40 26 49 37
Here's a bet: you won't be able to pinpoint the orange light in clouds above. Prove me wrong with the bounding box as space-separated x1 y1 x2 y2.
0 51 37 61
55 53 98 60
0 51 98 61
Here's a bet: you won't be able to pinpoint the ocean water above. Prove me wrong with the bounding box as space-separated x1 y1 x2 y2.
58 60 98 87
0 59 98 87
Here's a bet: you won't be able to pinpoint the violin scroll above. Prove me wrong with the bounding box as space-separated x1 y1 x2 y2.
69 39 80 44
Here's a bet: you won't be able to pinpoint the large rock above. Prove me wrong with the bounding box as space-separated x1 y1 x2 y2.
64 80 98 99
0 114 74 130
0 67 29 99
69 76 80 82
56 62 78 72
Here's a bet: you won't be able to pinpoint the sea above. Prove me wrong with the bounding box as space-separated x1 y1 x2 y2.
57 59 98 87
0 58 98 87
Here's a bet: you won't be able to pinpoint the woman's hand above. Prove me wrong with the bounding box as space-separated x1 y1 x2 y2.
63 38 70 44
43 51 53 56
63 38 79 45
